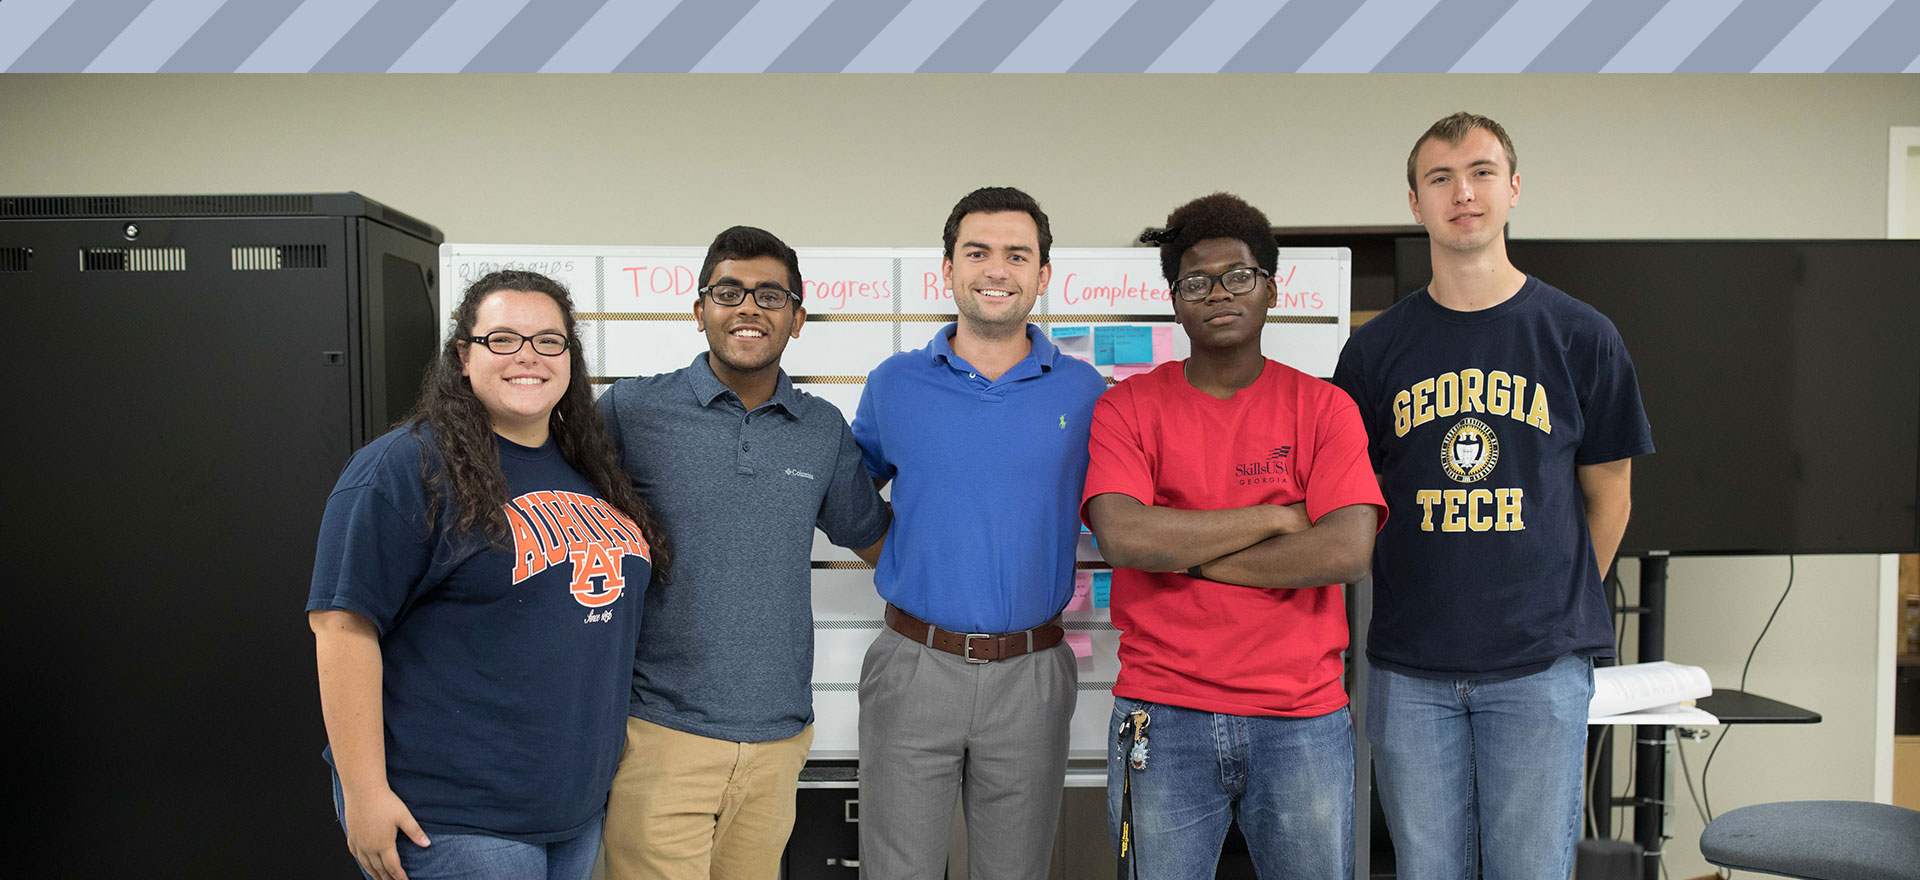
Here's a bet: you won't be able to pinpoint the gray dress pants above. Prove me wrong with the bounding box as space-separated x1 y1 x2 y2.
857 626 1077 880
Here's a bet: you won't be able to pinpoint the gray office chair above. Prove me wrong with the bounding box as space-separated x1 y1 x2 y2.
1698 800 1920 879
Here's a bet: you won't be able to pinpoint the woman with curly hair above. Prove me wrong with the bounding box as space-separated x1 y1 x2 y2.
307 270 671 880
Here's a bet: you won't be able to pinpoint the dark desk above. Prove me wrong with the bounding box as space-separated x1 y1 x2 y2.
1696 689 1821 725
1592 559 1825 880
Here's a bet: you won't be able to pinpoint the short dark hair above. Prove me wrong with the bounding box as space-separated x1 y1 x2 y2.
1407 111 1518 191
1152 193 1277 285
942 187 1052 265
697 225 804 301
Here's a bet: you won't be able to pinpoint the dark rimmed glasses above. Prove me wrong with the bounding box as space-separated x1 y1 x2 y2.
700 284 801 310
467 330 571 356
1172 267 1270 302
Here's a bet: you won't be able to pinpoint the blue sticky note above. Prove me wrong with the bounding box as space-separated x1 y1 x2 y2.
1112 326 1153 364
1092 326 1118 365
1092 571 1112 608
1050 325 1089 338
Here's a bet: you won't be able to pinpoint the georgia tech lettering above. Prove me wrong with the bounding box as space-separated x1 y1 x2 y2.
504 491 652 615
1393 369 1551 534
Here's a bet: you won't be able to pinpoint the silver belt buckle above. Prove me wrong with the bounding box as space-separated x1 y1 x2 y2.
963 633 992 663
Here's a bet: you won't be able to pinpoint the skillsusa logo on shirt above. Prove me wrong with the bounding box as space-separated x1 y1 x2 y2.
1234 446 1292 486
503 491 652 621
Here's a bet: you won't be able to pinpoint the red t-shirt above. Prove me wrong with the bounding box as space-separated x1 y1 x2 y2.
1081 359 1385 717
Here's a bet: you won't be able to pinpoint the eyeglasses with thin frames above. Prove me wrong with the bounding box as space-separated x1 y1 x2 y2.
467 330 571 356
1172 267 1270 302
700 284 801 310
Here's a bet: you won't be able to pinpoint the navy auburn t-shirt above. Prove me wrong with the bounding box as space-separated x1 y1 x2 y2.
1332 277 1653 680
307 426 651 841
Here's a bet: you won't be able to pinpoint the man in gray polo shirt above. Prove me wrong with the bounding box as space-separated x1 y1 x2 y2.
598 225 889 880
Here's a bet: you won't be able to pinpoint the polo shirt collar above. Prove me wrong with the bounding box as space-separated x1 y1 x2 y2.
927 322 1059 371
682 352 799 416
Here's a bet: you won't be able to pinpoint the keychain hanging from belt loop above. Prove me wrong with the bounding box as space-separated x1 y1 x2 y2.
1115 708 1150 880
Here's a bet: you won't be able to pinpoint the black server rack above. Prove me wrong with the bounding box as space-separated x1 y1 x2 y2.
0 193 442 878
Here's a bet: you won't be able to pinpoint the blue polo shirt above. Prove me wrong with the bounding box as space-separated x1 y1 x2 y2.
852 323 1106 633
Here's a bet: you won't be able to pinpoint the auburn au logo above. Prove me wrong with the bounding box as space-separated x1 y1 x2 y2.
504 490 652 608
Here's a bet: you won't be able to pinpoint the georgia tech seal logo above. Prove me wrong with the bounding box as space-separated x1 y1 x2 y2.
1441 418 1500 483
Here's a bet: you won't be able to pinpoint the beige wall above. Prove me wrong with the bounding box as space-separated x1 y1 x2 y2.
1 75 1914 244
5 73 1917 879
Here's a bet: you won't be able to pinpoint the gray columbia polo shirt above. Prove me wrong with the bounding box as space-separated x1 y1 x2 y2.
599 354 889 743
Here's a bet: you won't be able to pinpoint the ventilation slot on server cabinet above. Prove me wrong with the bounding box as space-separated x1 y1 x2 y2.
0 247 29 272
232 244 327 270
1 194 316 218
79 247 186 272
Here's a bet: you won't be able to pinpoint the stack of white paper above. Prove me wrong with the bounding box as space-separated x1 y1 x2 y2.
1588 661 1714 723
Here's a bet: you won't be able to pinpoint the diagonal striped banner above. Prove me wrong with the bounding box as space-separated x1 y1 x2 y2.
2 0 1915 71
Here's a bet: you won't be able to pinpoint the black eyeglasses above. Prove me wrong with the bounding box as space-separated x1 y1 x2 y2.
467 330 571 356
700 284 801 310
1172 267 1270 302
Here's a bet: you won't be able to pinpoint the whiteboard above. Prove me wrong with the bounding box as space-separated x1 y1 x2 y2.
441 243 1351 758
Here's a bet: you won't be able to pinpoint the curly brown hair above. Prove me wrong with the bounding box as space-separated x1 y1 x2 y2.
408 270 672 580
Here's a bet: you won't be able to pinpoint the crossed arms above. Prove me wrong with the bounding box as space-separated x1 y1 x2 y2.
1085 494 1378 589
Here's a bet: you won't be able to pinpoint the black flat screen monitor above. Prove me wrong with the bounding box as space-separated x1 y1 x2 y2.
1477 240 1920 556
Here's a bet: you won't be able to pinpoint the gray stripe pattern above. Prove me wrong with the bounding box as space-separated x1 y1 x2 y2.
919 0 1068 73
1222 0 1367 73
1524 0 1667 73
1677 0 1820 73
311 0 457 73
1753 0 1895 73
766 0 916 72
1828 0 1920 72
9 0 155 72
87 0 228 72
0 0 82 71
1070 0 1211 73
1374 0 1519 72
1603 0 1743 73
690 0 835 73
159 0 305 72
465 0 611 73
614 0 759 72
391 0 531 73
2 0 1915 71
998 0 1136 73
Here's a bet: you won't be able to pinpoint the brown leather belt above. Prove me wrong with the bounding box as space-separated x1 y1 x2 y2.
884 603 1064 663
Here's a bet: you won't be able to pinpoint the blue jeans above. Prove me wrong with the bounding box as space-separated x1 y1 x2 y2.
1366 653 1593 880
331 772 602 880
1105 697 1354 880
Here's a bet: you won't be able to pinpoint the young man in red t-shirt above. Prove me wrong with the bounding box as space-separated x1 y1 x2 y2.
1083 193 1385 879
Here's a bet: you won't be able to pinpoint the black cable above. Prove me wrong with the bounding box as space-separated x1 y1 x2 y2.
1739 556 1795 692
1701 556 1795 821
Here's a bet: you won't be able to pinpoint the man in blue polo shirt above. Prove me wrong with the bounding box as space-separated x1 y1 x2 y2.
851 187 1106 879
598 225 890 880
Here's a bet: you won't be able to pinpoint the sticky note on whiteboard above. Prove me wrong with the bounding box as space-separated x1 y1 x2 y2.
1066 632 1092 658
1092 326 1117 365
1052 326 1094 362
1066 572 1092 610
1112 362 1155 381
1112 326 1153 363
1092 571 1112 608
1153 325 1175 362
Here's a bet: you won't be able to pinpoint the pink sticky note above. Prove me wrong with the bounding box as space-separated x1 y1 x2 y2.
1067 573 1092 610
1112 362 1155 381
1066 632 1093 658
1152 325 1175 362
